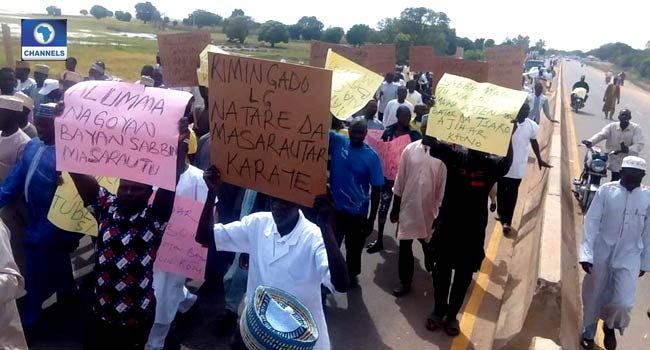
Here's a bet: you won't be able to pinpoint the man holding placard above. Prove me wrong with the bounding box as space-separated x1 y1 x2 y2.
195 166 349 350
67 117 188 349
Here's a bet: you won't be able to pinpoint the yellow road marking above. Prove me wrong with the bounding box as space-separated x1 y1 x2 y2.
560 65 604 349
450 222 502 350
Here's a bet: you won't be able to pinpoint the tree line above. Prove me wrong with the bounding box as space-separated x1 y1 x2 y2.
586 42 650 79
45 3 549 64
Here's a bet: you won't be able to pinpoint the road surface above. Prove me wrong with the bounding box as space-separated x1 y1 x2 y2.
563 60 650 349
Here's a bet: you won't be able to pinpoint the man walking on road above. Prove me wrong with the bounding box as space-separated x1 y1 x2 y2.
602 78 621 120
390 115 446 296
497 103 551 233
579 156 650 350
583 109 644 181
527 82 558 124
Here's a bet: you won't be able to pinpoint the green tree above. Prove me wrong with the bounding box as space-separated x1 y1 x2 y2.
288 24 302 40
80 9 88 16
346 24 371 47
464 49 485 61
484 39 496 48
474 38 485 50
115 11 132 22
503 35 530 50
457 37 475 51
134 2 158 24
395 32 411 64
230 9 245 18
258 21 289 47
296 16 323 40
322 27 344 44
184 10 222 28
639 57 650 78
46 6 61 16
90 5 112 19
224 16 253 44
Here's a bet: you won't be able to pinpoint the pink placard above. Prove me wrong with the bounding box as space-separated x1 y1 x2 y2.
56 81 192 190
153 195 208 280
365 130 412 180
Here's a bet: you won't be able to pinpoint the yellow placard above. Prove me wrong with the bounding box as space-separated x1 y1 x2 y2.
197 44 229 87
326 49 384 120
48 172 119 236
426 74 528 156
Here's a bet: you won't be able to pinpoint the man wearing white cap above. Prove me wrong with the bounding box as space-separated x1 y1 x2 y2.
12 92 37 139
580 156 650 350
0 95 30 181
26 64 50 108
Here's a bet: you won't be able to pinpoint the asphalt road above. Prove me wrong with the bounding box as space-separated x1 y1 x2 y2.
563 60 650 349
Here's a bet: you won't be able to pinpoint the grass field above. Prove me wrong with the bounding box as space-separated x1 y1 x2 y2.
1 13 312 82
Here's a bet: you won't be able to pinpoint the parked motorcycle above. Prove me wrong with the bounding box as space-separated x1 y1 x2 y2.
573 145 609 213
570 87 587 112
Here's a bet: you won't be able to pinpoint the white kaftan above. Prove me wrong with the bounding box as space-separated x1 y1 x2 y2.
580 181 650 332
213 211 335 350
392 141 447 240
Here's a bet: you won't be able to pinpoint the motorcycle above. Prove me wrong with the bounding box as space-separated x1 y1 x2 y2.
570 87 587 112
573 145 609 213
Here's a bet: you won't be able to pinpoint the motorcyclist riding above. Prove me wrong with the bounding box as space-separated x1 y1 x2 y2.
572 75 590 102
582 109 645 181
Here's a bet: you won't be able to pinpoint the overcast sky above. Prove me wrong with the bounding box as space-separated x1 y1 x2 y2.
1 0 646 51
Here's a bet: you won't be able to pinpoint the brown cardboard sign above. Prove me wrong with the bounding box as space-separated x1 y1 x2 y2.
157 31 211 87
431 56 488 90
486 45 527 90
208 53 332 207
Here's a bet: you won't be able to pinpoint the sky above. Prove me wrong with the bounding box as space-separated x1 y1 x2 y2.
1 0 647 51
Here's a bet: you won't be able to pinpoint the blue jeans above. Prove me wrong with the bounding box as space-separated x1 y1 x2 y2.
583 323 597 340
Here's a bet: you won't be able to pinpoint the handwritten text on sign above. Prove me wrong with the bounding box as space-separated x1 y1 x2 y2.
157 31 211 87
326 50 383 120
48 172 119 236
364 130 412 180
426 74 528 156
56 81 192 190
153 195 207 280
208 53 332 207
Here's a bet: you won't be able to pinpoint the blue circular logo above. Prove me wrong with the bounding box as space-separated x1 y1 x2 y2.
33 23 55 45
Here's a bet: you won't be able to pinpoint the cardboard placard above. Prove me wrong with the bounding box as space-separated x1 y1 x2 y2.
197 44 229 87
208 53 332 207
364 130 412 180
431 56 489 91
154 195 208 280
487 45 527 90
2 24 13 69
326 50 383 120
363 44 396 74
426 74 528 156
409 45 436 72
455 47 464 59
56 81 192 190
157 31 211 87
48 173 119 236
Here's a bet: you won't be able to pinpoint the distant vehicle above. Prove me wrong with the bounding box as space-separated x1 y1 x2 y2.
524 59 545 72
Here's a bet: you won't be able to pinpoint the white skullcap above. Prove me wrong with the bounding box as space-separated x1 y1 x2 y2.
13 92 34 110
622 156 646 171
0 95 24 112
38 79 60 95
138 76 154 87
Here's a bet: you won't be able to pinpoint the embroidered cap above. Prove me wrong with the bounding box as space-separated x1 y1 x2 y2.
64 71 83 83
0 95 24 112
622 156 646 171
13 92 34 111
38 79 60 95
90 63 105 75
34 64 50 75
240 286 318 350
34 103 57 119
15 60 30 69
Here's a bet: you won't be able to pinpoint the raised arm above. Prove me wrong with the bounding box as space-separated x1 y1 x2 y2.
68 173 100 208
196 166 220 247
